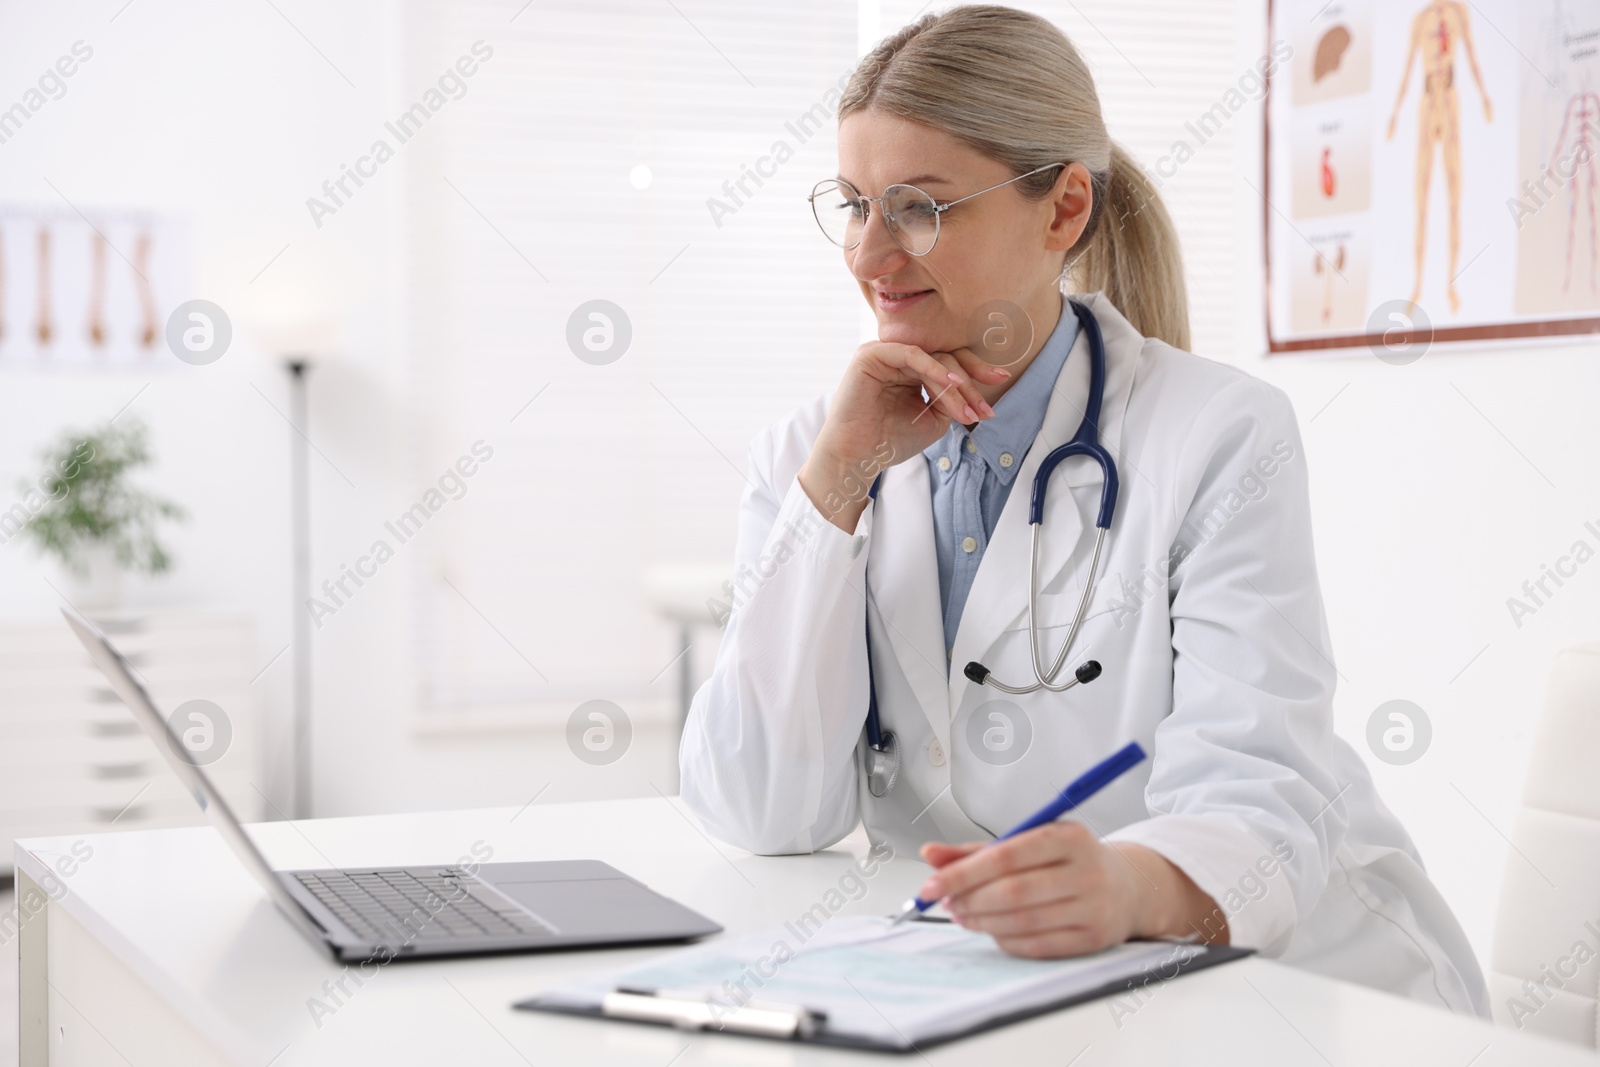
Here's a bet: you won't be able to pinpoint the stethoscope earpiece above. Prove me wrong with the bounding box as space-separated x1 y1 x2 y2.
964 657 1104 696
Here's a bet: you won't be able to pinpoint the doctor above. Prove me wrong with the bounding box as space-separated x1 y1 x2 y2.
679 4 1488 1016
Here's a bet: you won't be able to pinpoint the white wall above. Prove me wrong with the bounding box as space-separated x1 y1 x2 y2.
1225 0 1600 971
2 0 1595 979
0 0 682 828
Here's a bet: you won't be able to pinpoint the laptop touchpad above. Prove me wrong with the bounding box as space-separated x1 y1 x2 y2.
491 878 696 937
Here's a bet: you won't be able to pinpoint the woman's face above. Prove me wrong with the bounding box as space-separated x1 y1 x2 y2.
836 109 1091 356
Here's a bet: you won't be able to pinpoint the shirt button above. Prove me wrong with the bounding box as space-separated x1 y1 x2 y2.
927 738 946 767
1000 452 1014 468
965 438 977 453
937 456 952 472
961 536 977 553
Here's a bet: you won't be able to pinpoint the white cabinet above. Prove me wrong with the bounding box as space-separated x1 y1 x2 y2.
0 611 263 873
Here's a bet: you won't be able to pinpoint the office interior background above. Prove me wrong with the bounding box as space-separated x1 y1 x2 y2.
2 0 1598 1057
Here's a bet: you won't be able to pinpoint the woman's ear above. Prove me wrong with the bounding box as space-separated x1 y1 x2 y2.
1045 161 1094 254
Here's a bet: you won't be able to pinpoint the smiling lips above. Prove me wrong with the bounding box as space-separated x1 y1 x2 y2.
876 288 934 311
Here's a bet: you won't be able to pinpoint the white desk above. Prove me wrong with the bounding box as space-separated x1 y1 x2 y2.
14 798 1588 1066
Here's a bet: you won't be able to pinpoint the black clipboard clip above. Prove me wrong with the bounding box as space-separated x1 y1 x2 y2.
603 986 826 1039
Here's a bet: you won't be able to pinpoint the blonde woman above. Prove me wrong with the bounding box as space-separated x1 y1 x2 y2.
680 4 1487 1016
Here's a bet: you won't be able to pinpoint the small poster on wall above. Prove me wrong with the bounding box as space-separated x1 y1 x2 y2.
0 207 188 367
1266 0 1600 352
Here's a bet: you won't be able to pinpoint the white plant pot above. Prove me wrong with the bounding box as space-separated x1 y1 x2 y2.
67 544 125 611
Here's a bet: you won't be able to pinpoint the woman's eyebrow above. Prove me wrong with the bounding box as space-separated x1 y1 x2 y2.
835 173 954 188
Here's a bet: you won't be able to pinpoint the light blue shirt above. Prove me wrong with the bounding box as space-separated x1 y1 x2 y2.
924 301 1078 660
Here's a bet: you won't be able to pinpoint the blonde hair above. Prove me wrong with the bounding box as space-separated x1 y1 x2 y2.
839 4 1191 351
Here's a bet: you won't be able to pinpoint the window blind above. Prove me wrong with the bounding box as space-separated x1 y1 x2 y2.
402 0 1237 717
402 0 862 714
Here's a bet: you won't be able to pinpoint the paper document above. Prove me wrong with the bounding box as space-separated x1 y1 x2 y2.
528 916 1205 1048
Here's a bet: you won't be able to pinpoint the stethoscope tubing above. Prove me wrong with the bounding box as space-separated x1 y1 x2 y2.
861 299 1116 793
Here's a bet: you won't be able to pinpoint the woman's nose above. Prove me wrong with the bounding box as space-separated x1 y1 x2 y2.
848 202 910 281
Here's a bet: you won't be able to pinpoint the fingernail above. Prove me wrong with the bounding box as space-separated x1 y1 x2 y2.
919 877 942 901
995 367 1011 378
947 372 963 384
963 405 978 421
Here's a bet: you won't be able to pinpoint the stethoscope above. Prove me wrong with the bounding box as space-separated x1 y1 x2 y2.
864 298 1118 798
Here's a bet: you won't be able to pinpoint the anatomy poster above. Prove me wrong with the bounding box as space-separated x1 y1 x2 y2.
1267 0 1600 351
0 208 186 366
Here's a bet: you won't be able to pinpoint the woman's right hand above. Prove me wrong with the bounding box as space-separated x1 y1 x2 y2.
798 340 1010 532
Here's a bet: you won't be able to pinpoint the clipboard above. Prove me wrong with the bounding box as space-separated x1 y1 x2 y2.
516 916 1254 1052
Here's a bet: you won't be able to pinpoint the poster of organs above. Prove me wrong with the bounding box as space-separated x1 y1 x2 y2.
1266 0 1600 351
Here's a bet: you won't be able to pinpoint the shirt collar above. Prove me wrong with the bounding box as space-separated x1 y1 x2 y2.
924 299 1079 486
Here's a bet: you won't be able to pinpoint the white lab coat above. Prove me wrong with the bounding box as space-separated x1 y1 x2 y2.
679 291 1490 1017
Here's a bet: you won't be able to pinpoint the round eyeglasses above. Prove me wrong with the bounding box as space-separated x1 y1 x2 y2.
808 162 1068 257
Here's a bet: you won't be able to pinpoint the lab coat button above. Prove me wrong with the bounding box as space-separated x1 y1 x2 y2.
927 739 946 766
961 536 977 553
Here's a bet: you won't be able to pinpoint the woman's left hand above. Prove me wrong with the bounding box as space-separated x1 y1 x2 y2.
918 822 1226 958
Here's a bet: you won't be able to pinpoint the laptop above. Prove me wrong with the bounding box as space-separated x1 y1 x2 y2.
61 607 723 962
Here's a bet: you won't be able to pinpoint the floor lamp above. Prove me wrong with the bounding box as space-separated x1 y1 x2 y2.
232 232 359 821
287 359 313 819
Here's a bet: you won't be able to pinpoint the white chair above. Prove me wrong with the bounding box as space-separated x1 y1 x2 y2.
1491 644 1600 1046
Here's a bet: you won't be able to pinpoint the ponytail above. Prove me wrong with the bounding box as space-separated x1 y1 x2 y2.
1070 141 1191 351
840 5 1192 352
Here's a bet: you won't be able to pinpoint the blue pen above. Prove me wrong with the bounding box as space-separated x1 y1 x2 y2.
888 740 1148 926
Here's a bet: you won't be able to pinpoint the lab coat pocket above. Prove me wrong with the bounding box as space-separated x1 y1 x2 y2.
963 605 1141 734
951 609 1150 837
998 599 1119 635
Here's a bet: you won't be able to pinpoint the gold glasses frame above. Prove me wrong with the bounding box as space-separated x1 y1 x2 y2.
807 161 1069 257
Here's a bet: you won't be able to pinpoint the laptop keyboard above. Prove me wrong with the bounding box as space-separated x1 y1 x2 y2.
294 868 554 944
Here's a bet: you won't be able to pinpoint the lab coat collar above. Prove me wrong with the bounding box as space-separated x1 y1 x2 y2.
868 453 952 746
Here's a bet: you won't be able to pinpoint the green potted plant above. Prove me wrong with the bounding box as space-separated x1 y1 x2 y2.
16 416 186 608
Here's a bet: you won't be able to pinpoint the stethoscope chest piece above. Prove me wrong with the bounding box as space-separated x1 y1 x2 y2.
865 731 900 798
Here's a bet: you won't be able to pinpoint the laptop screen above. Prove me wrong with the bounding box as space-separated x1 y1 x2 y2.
60 606 331 952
